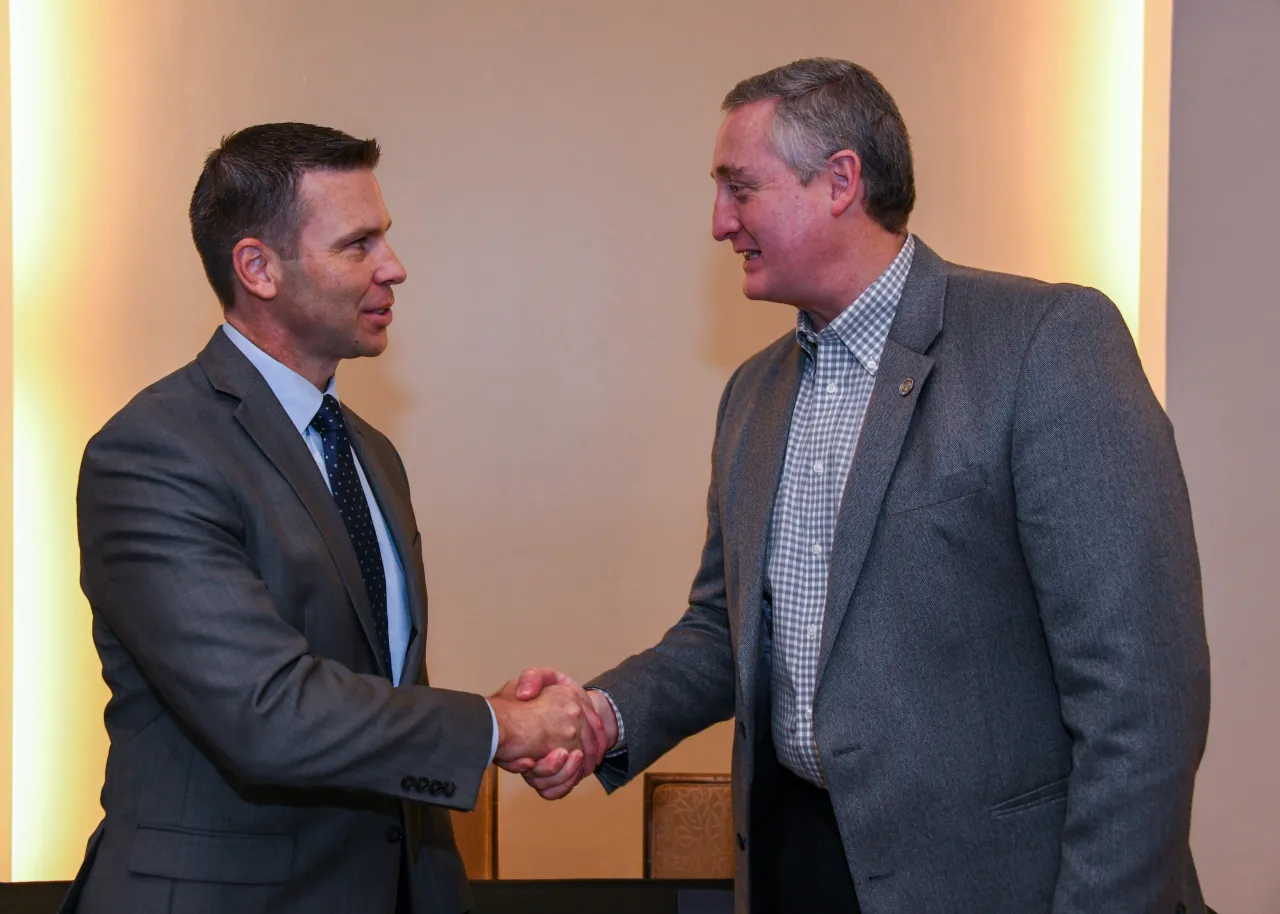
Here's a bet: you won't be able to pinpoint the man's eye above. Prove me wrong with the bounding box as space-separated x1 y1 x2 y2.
350 237 368 250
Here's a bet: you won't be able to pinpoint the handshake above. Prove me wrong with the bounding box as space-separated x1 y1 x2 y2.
487 668 617 800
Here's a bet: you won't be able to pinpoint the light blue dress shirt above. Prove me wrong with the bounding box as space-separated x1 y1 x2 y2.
223 323 414 684
222 324 499 760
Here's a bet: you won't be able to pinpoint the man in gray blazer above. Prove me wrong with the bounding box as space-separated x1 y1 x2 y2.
65 123 603 914
517 59 1210 913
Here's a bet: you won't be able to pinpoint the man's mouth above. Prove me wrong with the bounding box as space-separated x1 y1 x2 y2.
741 251 760 262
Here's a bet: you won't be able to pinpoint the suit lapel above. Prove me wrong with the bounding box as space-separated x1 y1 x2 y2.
816 241 948 687
345 416 429 686
734 341 806 706
197 330 391 679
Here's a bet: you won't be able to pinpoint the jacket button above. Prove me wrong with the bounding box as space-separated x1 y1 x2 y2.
385 825 403 843
427 779 443 795
1175 906 1185 914
736 832 746 851
443 782 456 798
737 721 747 738
416 777 432 793
400 776 416 791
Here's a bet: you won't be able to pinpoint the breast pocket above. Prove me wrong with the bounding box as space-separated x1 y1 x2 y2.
885 464 989 515
990 777 1069 819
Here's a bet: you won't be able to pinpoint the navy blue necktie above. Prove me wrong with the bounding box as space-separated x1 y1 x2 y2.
310 394 392 678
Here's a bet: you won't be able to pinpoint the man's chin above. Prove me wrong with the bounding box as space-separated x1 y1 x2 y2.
742 280 788 306
353 333 389 359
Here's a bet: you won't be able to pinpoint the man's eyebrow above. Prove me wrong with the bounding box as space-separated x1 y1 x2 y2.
713 164 749 180
336 220 391 245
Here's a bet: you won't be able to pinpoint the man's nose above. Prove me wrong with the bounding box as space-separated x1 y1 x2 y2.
711 195 740 242
379 243 407 285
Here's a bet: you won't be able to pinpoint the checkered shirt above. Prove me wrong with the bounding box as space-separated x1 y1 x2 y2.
765 234 915 786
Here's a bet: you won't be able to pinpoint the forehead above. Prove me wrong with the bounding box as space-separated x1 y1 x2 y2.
712 99 781 176
296 168 389 232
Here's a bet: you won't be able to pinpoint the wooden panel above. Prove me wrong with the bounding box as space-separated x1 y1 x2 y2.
450 765 498 879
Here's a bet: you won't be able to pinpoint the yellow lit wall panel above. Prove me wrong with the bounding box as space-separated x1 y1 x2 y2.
0 0 12 885
10 0 112 880
1140 0 1172 403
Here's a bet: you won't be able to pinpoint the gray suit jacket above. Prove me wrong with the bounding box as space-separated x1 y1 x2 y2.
64 329 493 914
592 240 1210 913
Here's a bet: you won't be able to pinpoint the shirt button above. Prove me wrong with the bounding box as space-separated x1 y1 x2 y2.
867 358 879 371
807 624 818 639
826 382 838 394
812 460 824 474
811 543 822 555
805 709 812 720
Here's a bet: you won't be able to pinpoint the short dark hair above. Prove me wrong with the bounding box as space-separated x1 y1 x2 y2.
724 58 915 234
189 122 381 307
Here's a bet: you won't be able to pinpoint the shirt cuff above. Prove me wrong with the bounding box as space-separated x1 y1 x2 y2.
484 698 499 766
589 687 627 756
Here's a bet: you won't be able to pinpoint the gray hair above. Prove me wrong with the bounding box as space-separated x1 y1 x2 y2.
723 58 915 233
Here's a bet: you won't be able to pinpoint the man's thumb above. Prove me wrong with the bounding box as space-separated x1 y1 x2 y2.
515 667 549 700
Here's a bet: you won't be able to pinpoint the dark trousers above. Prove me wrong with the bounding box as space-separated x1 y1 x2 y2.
396 851 412 914
749 742 861 914
749 615 859 912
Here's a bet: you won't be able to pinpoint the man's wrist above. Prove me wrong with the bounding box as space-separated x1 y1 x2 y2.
586 687 624 754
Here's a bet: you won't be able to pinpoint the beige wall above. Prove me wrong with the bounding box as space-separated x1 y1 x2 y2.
1169 2 1280 912
7 0 1164 879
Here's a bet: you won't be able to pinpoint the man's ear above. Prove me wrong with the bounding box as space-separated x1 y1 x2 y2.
828 149 863 218
231 237 282 301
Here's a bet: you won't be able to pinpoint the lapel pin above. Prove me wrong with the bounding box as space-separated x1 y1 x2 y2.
898 377 914 396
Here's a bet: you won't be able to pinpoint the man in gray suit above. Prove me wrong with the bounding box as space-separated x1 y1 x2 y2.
66 123 603 914
515 59 1210 913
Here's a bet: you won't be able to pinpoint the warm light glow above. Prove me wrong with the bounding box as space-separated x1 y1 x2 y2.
11 381 86 879
1139 0 1172 403
11 0 111 879
1094 0 1147 337
0 0 11 883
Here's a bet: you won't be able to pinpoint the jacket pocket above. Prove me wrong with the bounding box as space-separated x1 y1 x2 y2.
990 777 1069 819
128 824 294 884
885 465 988 515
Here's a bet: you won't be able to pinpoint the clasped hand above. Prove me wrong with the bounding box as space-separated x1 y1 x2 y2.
489 668 617 800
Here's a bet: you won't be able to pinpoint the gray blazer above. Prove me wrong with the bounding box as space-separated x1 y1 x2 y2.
63 329 493 914
592 240 1210 913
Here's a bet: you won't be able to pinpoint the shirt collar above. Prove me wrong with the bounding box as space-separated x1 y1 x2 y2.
795 233 916 374
221 322 338 434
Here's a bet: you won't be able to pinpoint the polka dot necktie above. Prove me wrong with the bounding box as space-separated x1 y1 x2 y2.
310 394 393 678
